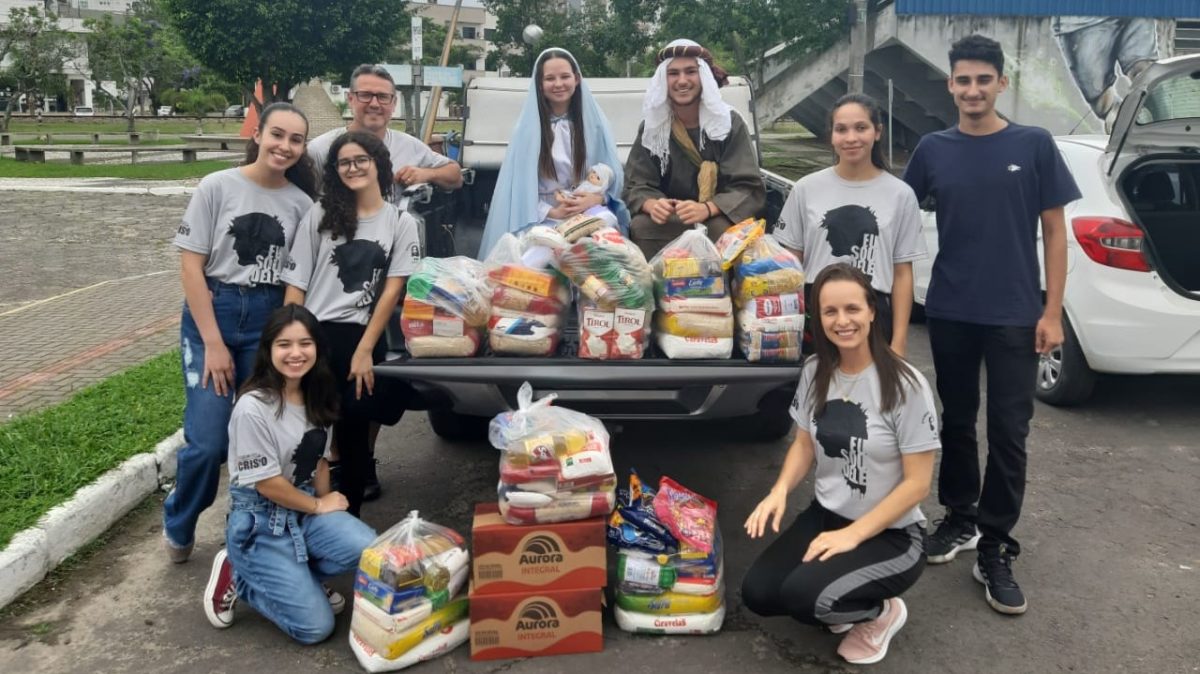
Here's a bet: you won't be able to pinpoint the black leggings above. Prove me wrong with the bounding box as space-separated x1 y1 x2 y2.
319 321 408 516
741 500 925 626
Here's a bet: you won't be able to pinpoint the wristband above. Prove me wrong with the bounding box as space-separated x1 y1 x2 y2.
707 202 717 218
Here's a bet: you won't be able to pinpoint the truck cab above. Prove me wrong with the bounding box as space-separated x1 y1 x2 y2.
380 76 800 441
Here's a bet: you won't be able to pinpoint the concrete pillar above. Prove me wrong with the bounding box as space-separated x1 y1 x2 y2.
848 0 869 94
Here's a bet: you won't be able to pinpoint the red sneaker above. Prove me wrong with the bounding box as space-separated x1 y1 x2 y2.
203 549 237 629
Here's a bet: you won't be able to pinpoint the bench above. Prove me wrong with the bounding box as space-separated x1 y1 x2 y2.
1 132 9 146
13 144 203 164
181 134 243 151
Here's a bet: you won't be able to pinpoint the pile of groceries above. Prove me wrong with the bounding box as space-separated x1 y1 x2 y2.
400 257 491 358
651 225 735 359
349 511 471 672
608 470 725 635
732 234 805 362
484 230 572 357
488 382 616 525
557 227 655 359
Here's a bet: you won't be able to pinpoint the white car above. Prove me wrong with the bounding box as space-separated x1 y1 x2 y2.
913 54 1200 406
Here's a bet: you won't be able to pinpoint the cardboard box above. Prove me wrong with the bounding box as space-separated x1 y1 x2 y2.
469 586 603 660
471 502 606 594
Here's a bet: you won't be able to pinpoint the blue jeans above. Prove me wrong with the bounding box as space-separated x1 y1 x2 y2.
163 280 282 547
225 486 376 644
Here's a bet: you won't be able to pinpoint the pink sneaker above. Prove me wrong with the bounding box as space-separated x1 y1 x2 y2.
203 549 237 629
836 597 908 665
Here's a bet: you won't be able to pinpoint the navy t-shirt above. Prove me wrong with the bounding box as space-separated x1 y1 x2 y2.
902 123 1080 326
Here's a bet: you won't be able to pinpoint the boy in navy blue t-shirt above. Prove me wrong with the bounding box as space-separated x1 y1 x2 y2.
902 34 1080 616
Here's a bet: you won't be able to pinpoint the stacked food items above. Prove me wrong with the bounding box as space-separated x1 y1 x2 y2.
557 228 655 360
732 235 805 362
349 511 471 672
489 382 616 525
484 231 571 357
651 225 734 359
400 257 491 358
608 471 725 635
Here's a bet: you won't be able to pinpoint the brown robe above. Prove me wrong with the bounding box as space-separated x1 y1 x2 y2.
622 112 766 259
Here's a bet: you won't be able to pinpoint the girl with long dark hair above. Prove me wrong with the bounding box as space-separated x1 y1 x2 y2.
772 93 926 356
283 131 420 516
164 102 318 563
202 304 375 643
477 47 629 257
741 263 939 665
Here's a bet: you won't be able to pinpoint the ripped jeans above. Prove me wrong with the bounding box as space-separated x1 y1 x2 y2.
163 280 282 548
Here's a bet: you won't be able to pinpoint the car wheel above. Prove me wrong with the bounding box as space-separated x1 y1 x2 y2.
427 407 490 442
1034 316 1096 406
743 388 796 441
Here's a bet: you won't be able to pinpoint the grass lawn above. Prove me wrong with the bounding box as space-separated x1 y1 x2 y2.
0 351 183 550
29 138 189 147
4 119 245 135
0 156 234 180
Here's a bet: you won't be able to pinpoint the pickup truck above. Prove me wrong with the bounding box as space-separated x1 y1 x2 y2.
378 76 800 441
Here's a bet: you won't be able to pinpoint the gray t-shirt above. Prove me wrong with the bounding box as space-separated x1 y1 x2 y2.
228 391 332 488
307 127 451 207
789 359 940 528
173 168 313 286
282 202 421 325
773 168 926 294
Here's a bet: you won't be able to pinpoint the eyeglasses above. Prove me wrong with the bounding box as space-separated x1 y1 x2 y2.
350 90 396 104
336 155 373 171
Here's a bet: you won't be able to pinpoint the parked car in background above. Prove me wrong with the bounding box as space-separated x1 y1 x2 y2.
913 54 1200 406
72 106 94 117
223 104 244 118
157 105 173 116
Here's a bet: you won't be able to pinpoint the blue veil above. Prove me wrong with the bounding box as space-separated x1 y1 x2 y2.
477 48 631 259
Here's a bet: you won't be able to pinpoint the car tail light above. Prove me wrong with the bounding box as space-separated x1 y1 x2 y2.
1071 217 1151 272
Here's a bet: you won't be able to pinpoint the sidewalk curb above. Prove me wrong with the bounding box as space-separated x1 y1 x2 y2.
0 429 185 610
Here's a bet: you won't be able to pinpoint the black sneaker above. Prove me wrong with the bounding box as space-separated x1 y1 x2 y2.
973 549 1027 615
327 461 343 494
925 515 980 564
363 459 382 502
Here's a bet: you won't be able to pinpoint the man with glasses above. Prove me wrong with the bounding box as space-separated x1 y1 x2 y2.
309 64 463 196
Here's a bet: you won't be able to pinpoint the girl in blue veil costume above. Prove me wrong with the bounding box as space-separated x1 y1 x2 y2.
477 47 630 258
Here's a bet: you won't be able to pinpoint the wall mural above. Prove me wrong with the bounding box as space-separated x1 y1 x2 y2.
1052 17 1160 130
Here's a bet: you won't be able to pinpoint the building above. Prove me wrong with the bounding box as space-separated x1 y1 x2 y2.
409 0 499 80
757 0 1200 148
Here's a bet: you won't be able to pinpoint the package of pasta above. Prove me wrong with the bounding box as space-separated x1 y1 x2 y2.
489 382 616 525
558 228 654 311
655 311 734 339
405 257 491 326
732 235 805 305
714 217 765 271
355 511 470 614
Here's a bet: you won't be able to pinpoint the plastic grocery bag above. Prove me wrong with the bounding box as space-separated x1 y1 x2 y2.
405 257 491 325
650 224 726 285
350 618 469 672
483 234 569 356
559 228 654 311
714 217 765 271
732 235 805 304
355 510 470 615
489 382 616 525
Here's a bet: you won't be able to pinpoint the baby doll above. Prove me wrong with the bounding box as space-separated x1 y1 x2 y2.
557 163 613 203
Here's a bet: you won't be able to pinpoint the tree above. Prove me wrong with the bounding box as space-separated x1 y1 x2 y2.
657 0 845 90
84 14 162 131
0 7 77 131
482 0 660 77
162 0 408 112
386 17 483 72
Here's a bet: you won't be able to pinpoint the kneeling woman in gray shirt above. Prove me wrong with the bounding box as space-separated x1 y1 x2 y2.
203 304 376 643
741 263 939 666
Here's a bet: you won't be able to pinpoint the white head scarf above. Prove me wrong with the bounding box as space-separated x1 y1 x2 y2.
640 38 733 174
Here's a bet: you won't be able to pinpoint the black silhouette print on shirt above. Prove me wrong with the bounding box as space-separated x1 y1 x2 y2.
291 428 328 487
815 399 869 497
820 204 880 282
228 212 287 284
330 239 389 309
